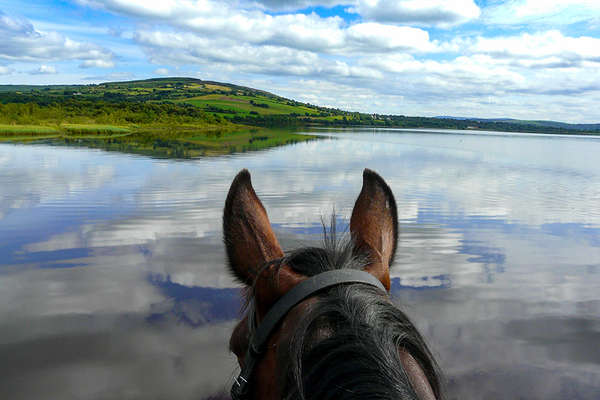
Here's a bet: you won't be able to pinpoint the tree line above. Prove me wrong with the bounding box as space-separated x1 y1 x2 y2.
0 96 223 126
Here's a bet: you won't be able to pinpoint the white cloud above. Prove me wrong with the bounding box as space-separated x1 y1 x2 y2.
266 78 402 113
76 0 237 19
79 59 115 68
0 65 13 74
485 0 600 25
136 30 316 67
154 67 169 75
135 30 384 79
513 0 600 17
470 30 600 66
351 0 481 26
76 0 438 55
82 71 135 82
0 12 115 66
169 10 347 53
363 54 527 91
125 6 440 79
29 64 57 74
247 0 341 11
338 30 600 117
345 22 438 52
318 48 600 121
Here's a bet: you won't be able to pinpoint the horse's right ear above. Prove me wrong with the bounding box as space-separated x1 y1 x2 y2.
223 169 284 285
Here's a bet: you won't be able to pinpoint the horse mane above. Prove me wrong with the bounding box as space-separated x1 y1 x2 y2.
248 217 443 400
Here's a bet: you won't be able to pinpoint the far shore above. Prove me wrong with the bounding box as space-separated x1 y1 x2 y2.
306 124 600 138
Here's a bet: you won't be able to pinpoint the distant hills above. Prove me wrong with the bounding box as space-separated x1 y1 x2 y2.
1 77 599 135
436 116 600 132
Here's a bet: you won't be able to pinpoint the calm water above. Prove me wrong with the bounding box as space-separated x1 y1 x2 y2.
1 128 599 399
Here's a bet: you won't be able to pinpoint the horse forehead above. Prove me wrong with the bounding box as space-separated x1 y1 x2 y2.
250 262 308 319
253 297 320 399
229 292 316 362
280 296 318 333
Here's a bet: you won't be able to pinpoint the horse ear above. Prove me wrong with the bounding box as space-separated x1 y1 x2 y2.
223 169 284 285
350 169 398 291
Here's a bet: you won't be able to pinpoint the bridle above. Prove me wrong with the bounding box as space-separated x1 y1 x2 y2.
231 269 387 400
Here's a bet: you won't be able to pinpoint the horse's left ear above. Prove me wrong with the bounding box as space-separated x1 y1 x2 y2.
223 169 284 285
350 169 398 291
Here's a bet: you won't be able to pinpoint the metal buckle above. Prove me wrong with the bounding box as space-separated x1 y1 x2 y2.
231 373 249 400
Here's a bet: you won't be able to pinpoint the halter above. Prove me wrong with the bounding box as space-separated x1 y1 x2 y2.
231 269 386 400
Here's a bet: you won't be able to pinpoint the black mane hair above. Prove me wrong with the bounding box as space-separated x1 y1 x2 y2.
250 219 443 400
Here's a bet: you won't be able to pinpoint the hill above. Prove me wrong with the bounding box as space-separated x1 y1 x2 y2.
0 77 331 120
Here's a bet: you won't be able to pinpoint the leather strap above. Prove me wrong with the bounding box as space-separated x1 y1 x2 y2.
231 269 386 399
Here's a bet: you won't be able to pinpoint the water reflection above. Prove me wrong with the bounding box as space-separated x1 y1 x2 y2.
148 274 242 326
1 129 600 399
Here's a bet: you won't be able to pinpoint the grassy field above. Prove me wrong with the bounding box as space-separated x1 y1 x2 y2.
181 94 321 117
62 124 131 135
61 124 131 135
0 123 132 138
0 124 60 135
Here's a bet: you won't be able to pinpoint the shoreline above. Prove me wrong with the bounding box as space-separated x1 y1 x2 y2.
0 125 316 158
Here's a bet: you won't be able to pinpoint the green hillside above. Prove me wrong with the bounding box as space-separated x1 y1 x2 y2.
0 77 354 124
0 77 325 115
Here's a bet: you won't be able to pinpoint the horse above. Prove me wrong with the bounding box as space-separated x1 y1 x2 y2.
223 169 442 400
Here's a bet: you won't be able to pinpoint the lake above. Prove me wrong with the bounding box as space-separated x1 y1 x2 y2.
1 128 599 399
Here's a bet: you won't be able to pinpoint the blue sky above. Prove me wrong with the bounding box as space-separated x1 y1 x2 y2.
1 0 600 122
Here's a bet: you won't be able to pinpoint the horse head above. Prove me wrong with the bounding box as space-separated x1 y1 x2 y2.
223 169 441 400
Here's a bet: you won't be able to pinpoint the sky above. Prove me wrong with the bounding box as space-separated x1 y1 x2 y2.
1 1 599 122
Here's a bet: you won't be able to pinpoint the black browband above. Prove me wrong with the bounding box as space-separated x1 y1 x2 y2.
231 269 387 400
